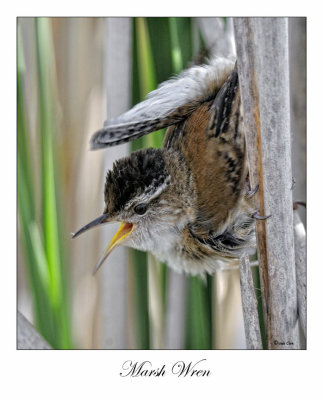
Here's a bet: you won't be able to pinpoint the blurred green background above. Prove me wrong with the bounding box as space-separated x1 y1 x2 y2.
18 17 305 349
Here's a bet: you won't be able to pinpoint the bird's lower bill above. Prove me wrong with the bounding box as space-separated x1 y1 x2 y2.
93 221 133 275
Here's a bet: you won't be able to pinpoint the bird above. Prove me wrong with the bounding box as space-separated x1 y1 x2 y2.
72 57 266 276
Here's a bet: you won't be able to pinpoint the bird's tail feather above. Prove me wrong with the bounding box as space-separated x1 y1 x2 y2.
90 57 235 149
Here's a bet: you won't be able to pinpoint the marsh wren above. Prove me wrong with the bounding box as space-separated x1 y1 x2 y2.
73 58 261 276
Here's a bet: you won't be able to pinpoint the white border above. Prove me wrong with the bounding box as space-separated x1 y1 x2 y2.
2 1 322 398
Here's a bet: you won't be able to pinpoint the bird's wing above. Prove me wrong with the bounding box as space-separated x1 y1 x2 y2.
177 64 249 237
90 57 235 149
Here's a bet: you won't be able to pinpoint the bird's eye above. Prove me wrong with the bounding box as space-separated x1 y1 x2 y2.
134 203 147 215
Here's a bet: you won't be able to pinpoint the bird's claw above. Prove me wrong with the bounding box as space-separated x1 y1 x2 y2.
252 210 271 220
246 184 259 199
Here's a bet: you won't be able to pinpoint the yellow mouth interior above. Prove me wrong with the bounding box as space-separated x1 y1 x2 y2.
92 222 133 275
108 221 133 250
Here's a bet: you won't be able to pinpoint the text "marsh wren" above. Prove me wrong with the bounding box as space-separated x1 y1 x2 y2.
73 58 263 276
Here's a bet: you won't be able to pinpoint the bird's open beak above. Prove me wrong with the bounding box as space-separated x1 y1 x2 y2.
92 221 133 275
72 215 134 275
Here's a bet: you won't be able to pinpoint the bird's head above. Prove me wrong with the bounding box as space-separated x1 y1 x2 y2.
72 148 195 274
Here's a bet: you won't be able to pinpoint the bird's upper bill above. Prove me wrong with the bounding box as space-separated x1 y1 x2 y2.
72 215 133 275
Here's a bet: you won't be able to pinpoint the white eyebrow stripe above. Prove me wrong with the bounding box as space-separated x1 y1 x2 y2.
144 175 171 199
124 175 171 210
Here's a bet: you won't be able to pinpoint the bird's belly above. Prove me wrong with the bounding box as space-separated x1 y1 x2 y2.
128 227 241 276
151 244 238 277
